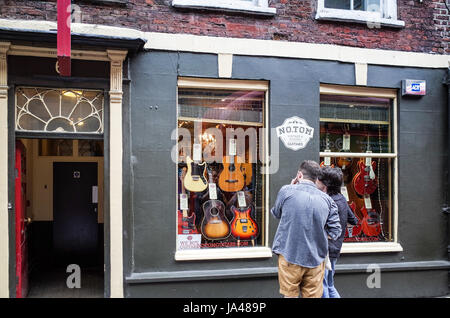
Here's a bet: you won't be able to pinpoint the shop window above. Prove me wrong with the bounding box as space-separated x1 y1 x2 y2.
15 87 104 134
175 78 271 260
316 0 405 28
320 85 401 252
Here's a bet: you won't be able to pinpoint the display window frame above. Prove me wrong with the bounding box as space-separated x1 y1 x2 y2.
319 84 403 254
174 77 272 261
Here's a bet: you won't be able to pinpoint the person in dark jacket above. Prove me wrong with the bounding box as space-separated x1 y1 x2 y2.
316 166 359 298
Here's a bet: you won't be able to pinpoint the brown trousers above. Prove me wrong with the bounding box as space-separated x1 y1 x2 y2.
277 254 326 298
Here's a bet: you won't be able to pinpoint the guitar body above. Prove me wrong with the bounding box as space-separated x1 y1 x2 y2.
337 157 352 170
352 160 377 196
201 200 230 240
345 201 362 238
177 210 197 235
360 206 381 237
230 206 258 240
184 156 208 193
218 156 245 192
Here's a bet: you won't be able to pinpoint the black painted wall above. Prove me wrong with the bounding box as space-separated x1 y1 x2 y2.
125 51 449 297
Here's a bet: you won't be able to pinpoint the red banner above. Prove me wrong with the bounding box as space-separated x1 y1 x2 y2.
57 0 71 76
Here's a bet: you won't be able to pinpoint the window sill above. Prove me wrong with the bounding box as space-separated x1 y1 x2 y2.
341 242 403 254
175 246 273 261
315 9 405 28
171 0 277 16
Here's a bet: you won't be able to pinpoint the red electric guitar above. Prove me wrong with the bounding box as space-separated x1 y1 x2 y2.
177 167 198 235
360 196 382 237
353 132 378 196
345 201 362 239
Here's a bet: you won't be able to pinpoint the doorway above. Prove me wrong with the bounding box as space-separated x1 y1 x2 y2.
15 138 104 298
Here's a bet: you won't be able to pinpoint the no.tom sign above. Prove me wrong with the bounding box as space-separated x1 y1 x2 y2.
276 116 314 151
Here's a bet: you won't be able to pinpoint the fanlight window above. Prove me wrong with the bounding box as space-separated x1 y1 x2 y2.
15 87 104 134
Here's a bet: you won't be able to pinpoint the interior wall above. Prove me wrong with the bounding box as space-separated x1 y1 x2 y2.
20 139 104 223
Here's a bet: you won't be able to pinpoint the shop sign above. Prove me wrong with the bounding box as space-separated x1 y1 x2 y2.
276 116 314 151
176 234 202 250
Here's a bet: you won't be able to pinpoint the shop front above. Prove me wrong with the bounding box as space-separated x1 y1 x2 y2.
1 23 450 298
123 38 450 297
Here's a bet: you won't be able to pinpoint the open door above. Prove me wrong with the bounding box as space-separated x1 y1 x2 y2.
15 140 29 298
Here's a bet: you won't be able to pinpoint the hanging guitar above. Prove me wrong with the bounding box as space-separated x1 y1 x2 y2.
230 205 258 242
201 170 231 240
352 131 377 196
218 138 245 192
177 167 198 235
360 196 382 238
184 127 208 193
345 201 362 239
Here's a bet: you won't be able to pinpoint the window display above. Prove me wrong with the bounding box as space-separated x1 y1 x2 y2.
176 86 267 251
319 94 394 243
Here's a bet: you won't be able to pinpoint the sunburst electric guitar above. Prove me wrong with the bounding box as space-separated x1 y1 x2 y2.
230 204 258 241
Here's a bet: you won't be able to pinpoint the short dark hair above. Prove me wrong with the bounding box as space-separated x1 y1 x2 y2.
299 160 321 182
318 166 343 196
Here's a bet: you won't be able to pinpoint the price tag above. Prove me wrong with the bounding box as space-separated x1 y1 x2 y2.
364 195 372 210
237 191 246 208
229 139 236 156
341 185 349 201
347 226 353 238
208 183 217 200
343 133 350 151
193 143 202 161
324 149 331 166
180 194 188 210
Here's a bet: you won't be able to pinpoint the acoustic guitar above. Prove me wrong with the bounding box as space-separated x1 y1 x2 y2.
177 167 198 235
218 154 245 192
241 162 253 186
201 170 231 240
230 205 258 241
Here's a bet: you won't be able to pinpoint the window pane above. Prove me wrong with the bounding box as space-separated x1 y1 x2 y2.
324 0 351 10
16 87 104 134
319 157 393 242
39 139 73 156
320 95 391 153
177 87 266 251
354 0 380 11
78 140 104 157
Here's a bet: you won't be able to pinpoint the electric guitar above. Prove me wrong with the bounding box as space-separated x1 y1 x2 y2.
218 154 245 192
201 170 230 240
230 205 259 241
360 203 382 237
345 201 362 238
353 132 378 196
184 155 208 193
177 167 198 235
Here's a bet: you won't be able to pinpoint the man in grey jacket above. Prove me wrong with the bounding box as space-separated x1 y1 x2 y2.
271 160 341 298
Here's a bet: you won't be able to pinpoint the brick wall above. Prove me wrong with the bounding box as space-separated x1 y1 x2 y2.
0 0 448 54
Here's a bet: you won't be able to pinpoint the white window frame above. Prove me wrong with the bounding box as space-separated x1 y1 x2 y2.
174 77 272 261
316 0 405 28
319 84 403 254
172 0 276 16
